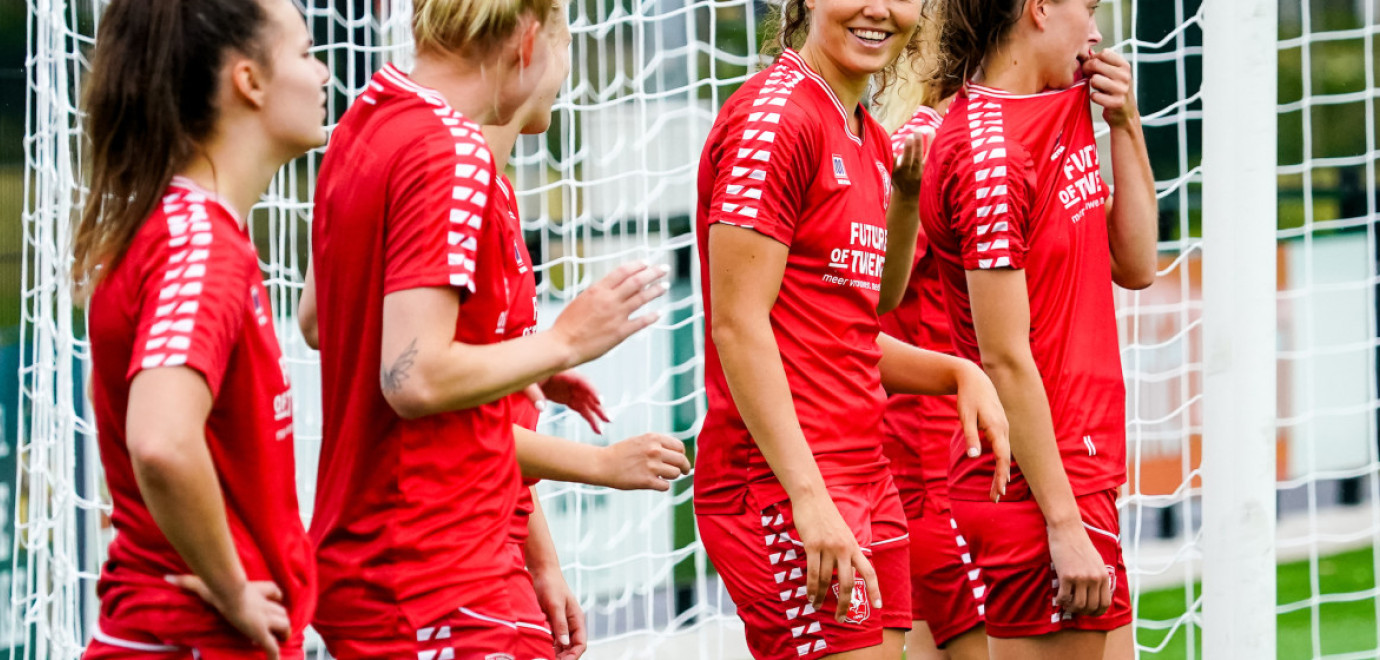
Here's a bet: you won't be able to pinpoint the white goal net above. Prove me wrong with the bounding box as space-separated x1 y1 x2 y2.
14 0 1380 659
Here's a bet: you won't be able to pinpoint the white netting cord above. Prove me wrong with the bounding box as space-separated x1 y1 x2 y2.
16 0 109 658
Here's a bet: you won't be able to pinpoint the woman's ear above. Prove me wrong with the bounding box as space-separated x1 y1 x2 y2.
518 16 541 68
1029 0 1052 31
228 55 268 110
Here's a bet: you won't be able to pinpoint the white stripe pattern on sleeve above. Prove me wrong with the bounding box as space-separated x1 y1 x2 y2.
889 105 943 160
379 64 492 294
141 190 214 370
717 62 806 230
966 98 1014 270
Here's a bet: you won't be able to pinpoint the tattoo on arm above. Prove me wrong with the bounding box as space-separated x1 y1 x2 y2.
381 338 419 395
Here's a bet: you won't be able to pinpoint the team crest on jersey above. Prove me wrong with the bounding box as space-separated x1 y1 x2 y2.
832 578 871 624
831 154 850 185
874 161 892 209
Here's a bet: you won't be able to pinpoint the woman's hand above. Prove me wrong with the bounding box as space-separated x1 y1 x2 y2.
537 371 609 433
530 563 587 660
954 361 1012 502
166 575 289 660
790 491 881 623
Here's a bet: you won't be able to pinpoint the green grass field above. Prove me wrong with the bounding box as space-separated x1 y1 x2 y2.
1136 546 1378 659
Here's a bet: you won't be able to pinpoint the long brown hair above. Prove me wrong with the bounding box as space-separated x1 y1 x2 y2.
761 0 925 101
73 0 272 288
930 0 1026 102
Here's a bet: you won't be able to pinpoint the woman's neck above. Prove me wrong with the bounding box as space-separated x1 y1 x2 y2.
796 45 867 128
482 120 522 172
177 127 281 225
411 52 504 125
974 43 1047 95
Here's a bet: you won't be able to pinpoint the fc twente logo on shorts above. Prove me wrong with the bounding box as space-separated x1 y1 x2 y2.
483 654 516 660
831 578 871 624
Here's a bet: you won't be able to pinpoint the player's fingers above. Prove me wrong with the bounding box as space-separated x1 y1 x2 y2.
549 598 571 651
523 383 546 407
855 550 882 609
960 408 982 460
164 574 212 602
805 547 823 606
1070 578 1091 614
1097 48 1130 69
814 552 836 609
657 433 687 454
1055 574 1074 610
577 408 602 434
619 311 661 338
654 459 684 481
257 630 281 660
834 557 855 622
598 261 650 292
253 581 284 603
623 280 670 313
1093 577 1112 617
613 263 669 300
660 446 692 473
267 607 291 641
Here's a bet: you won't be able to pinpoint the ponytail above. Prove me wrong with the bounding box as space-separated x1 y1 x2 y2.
74 0 270 287
930 0 1026 102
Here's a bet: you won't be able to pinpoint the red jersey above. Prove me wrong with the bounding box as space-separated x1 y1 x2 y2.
491 175 543 544
88 178 314 647
696 50 895 513
879 106 959 514
919 81 1124 501
309 64 524 635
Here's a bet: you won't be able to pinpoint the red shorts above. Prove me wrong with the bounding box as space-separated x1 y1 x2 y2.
320 546 555 660
698 476 912 660
951 488 1131 638
907 498 985 647
84 630 303 660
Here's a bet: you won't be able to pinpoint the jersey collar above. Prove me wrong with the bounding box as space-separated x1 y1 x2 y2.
780 49 863 146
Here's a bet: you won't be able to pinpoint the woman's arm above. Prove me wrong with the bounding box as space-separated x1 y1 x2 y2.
1086 49 1158 290
708 223 880 621
523 495 586 660
876 335 1011 502
128 368 289 658
877 133 928 314
379 262 667 419
514 427 690 490
967 268 1111 616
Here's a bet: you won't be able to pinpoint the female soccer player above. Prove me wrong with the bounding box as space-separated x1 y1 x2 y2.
694 0 1012 657
919 0 1157 658
876 74 990 660
480 13 692 658
75 0 327 658
305 0 668 657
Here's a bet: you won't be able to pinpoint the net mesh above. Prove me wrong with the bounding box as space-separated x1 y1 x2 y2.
14 0 1380 659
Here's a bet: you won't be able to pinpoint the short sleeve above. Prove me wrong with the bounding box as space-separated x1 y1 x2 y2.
383 116 495 297
127 204 254 399
944 129 1035 271
706 103 816 246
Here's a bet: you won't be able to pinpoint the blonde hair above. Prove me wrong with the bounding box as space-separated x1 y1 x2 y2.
873 0 948 133
412 0 552 56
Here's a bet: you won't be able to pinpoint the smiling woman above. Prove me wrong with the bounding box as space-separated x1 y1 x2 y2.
693 0 1012 659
